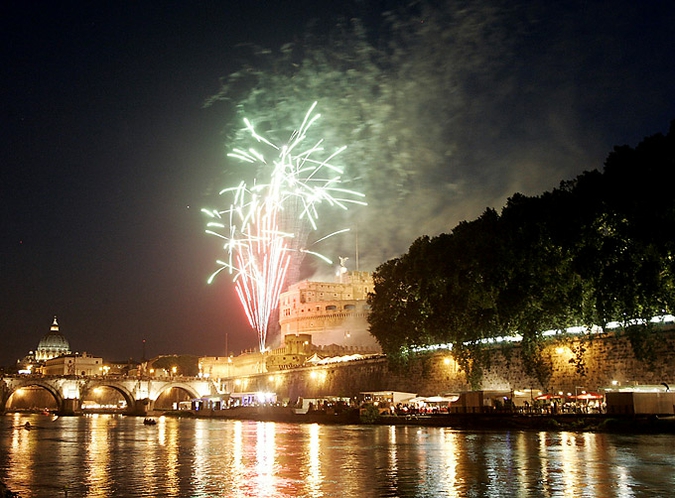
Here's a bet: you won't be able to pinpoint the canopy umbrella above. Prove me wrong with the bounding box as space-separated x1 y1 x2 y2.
534 393 564 401
402 397 426 404
425 395 460 403
568 392 603 400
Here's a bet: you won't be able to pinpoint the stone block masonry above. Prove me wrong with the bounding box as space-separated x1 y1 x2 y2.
231 326 675 401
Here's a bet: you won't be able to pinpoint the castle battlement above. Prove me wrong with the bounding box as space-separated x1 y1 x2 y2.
278 271 379 351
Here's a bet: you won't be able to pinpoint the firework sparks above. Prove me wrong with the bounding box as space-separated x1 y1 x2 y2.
203 103 366 352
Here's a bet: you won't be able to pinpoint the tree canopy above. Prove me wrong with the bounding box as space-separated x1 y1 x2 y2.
368 122 675 385
151 355 200 377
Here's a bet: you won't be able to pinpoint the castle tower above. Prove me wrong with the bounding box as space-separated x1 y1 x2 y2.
278 271 380 351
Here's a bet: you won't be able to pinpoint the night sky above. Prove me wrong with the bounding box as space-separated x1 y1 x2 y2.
2 1 674 367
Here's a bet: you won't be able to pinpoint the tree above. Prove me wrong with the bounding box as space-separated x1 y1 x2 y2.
151 355 199 377
368 122 675 386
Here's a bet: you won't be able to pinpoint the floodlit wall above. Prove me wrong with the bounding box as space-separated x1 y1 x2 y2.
278 272 380 351
215 326 675 402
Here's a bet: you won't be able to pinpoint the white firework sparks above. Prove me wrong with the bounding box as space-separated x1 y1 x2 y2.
203 102 366 352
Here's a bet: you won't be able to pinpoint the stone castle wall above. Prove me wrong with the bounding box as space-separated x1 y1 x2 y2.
230 327 675 401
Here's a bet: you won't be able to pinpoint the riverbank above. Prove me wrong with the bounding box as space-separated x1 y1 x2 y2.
156 407 675 433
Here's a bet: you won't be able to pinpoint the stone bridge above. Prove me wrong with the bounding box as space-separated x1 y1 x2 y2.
0 376 223 415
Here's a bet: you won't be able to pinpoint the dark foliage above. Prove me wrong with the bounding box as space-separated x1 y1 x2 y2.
151 355 200 377
368 122 675 386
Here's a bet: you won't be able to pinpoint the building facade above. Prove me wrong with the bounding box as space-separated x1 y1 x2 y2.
39 352 104 377
199 272 382 379
278 271 380 351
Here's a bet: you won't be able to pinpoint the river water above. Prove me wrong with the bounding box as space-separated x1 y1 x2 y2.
1 413 674 497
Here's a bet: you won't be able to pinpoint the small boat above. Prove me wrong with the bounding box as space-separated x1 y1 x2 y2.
143 418 157 426
24 422 32 430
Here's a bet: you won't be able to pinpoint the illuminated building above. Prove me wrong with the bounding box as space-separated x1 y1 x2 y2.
16 316 72 373
200 271 382 377
17 316 107 377
39 351 103 377
278 271 380 351
35 316 71 361
265 333 312 370
199 351 266 379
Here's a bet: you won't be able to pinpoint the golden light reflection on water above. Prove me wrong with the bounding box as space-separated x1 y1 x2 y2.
8 413 34 491
85 414 111 498
532 430 639 498
306 423 322 495
514 431 532 494
255 421 277 496
484 432 508 495
560 432 582 496
3 416 675 497
387 425 398 484
192 419 210 497
538 431 553 496
440 430 458 495
161 417 181 497
231 419 245 486
139 416 161 497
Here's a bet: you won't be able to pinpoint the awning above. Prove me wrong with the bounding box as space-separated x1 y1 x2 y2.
535 393 564 401
568 392 603 400
305 353 323 363
425 395 460 403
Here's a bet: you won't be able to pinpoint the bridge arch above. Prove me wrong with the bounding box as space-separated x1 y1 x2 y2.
1 379 64 413
2 376 219 414
152 382 202 410
152 382 201 401
79 382 136 411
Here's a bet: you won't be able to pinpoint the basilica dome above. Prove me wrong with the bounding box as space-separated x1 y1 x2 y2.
35 316 71 361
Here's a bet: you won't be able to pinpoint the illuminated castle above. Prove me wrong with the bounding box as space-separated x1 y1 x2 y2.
278 270 380 351
199 270 381 378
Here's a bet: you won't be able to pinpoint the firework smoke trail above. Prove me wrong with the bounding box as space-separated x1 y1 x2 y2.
203 103 366 352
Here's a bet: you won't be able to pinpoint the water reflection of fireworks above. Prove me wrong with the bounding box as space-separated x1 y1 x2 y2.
203 103 366 351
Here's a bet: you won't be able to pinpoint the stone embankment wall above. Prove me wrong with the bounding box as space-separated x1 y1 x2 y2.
238 326 675 401
482 326 675 393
